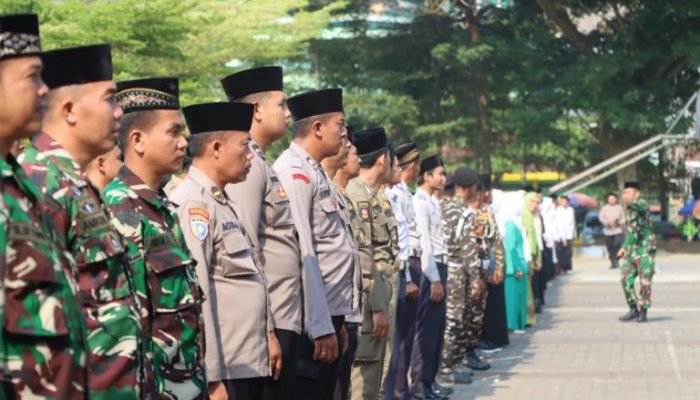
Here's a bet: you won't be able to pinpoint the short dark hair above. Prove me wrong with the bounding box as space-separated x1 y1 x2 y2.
235 91 270 104
118 110 158 152
359 147 389 169
292 114 331 138
606 192 618 199
187 131 231 158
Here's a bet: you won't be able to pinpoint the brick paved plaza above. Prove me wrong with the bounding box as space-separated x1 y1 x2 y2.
452 252 700 400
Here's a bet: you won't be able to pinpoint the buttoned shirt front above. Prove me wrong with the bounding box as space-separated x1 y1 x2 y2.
554 205 576 241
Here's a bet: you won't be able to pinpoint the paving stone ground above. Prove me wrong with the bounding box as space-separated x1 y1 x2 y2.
450 251 700 400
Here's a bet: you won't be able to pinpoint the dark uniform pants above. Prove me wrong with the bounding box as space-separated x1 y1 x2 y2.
225 377 265 400
295 316 345 400
410 262 447 394
263 328 299 400
605 233 624 268
382 257 421 400
336 322 359 400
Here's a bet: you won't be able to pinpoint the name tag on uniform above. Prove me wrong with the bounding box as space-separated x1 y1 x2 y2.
320 188 331 199
222 220 240 232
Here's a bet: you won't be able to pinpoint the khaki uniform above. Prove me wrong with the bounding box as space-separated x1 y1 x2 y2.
227 140 303 334
346 177 392 400
171 166 272 381
273 142 358 334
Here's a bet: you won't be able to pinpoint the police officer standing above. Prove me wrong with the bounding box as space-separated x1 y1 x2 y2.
221 66 306 399
172 102 282 399
345 128 393 400
104 77 206 398
0 14 88 399
273 89 357 400
19 44 142 400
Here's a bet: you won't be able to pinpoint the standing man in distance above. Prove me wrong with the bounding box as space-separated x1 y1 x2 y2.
618 181 656 323
104 77 206 399
221 66 303 399
19 44 142 400
0 14 88 399
273 88 357 400
410 155 448 400
554 195 575 273
599 192 626 269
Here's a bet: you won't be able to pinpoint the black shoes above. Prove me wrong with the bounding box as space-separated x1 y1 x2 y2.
637 308 648 323
619 305 640 322
422 386 449 400
466 350 490 371
432 382 453 395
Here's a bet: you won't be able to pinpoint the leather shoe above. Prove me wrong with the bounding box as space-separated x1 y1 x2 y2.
467 351 490 371
619 305 640 322
422 387 448 400
432 381 453 395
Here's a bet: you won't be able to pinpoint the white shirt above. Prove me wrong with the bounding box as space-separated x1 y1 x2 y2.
413 187 445 282
554 205 576 241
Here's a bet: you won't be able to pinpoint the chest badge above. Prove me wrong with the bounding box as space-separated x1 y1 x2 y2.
276 187 287 199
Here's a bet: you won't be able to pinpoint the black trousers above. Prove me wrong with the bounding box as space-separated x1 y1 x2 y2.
541 246 556 284
531 269 544 306
295 316 344 400
410 262 447 394
263 328 299 400
604 234 624 268
382 257 421 400
556 241 573 271
480 281 509 348
335 322 358 400
225 377 265 400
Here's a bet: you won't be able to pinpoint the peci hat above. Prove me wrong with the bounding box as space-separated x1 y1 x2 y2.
287 88 343 121
116 77 179 114
624 181 640 190
453 167 479 187
41 44 112 89
396 142 420 167
221 66 283 101
183 102 254 135
0 14 41 61
419 155 444 175
353 127 388 156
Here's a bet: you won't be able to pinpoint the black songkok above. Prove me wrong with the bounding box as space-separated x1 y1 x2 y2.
396 142 419 167
0 14 40 61
221 66 283 101
353 127 388 156
183 102 254 135
624 181 640 190
42 44 112 89
420 155 444 175
453 167 479 187
288 88 343 121
116 77 179 114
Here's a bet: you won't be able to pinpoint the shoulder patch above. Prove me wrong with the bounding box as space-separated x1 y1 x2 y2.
358 201 370 222
189 207 210 241
292 173 310 184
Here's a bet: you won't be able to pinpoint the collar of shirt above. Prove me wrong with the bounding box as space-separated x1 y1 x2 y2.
289 141 322 171
1 154 42 202
186 165 229 205
33 131 87 187
118 165 171 211
251 138 266 161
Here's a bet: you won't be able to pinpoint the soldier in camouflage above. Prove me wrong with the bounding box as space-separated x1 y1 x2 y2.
103 78 206 399
618 181 656 323
438 167 479 385
0 14 89 399
18 44 145 400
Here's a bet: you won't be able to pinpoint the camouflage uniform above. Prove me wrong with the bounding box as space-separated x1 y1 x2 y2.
465 205 502 350
19 133 143 399
1 154 88 399
439 197 476 376
102 166 206 399
621 198 656 309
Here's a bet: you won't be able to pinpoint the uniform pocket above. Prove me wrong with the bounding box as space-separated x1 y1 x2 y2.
314 198 341 238
4 240 70 337
146 248 198 314
220 235 259 277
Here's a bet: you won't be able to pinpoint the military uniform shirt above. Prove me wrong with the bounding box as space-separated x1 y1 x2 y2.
337 184 366 324
346 178 391 313
172 166 272 381
1 154 88 399
19 133 142 399
273 142 356 338
226 140 303 334
623 199 657 255
413 188 445 282
102 166 206 399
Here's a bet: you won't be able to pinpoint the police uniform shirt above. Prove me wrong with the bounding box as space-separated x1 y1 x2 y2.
171 166 272 381
226 139 303 335
272 142 356 338
413 187 445 282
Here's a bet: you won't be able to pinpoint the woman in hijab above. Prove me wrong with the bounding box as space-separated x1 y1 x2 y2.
522 193 543 325
499 192 529 333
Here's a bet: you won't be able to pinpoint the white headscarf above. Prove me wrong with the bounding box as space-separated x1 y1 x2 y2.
496 191 531 262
